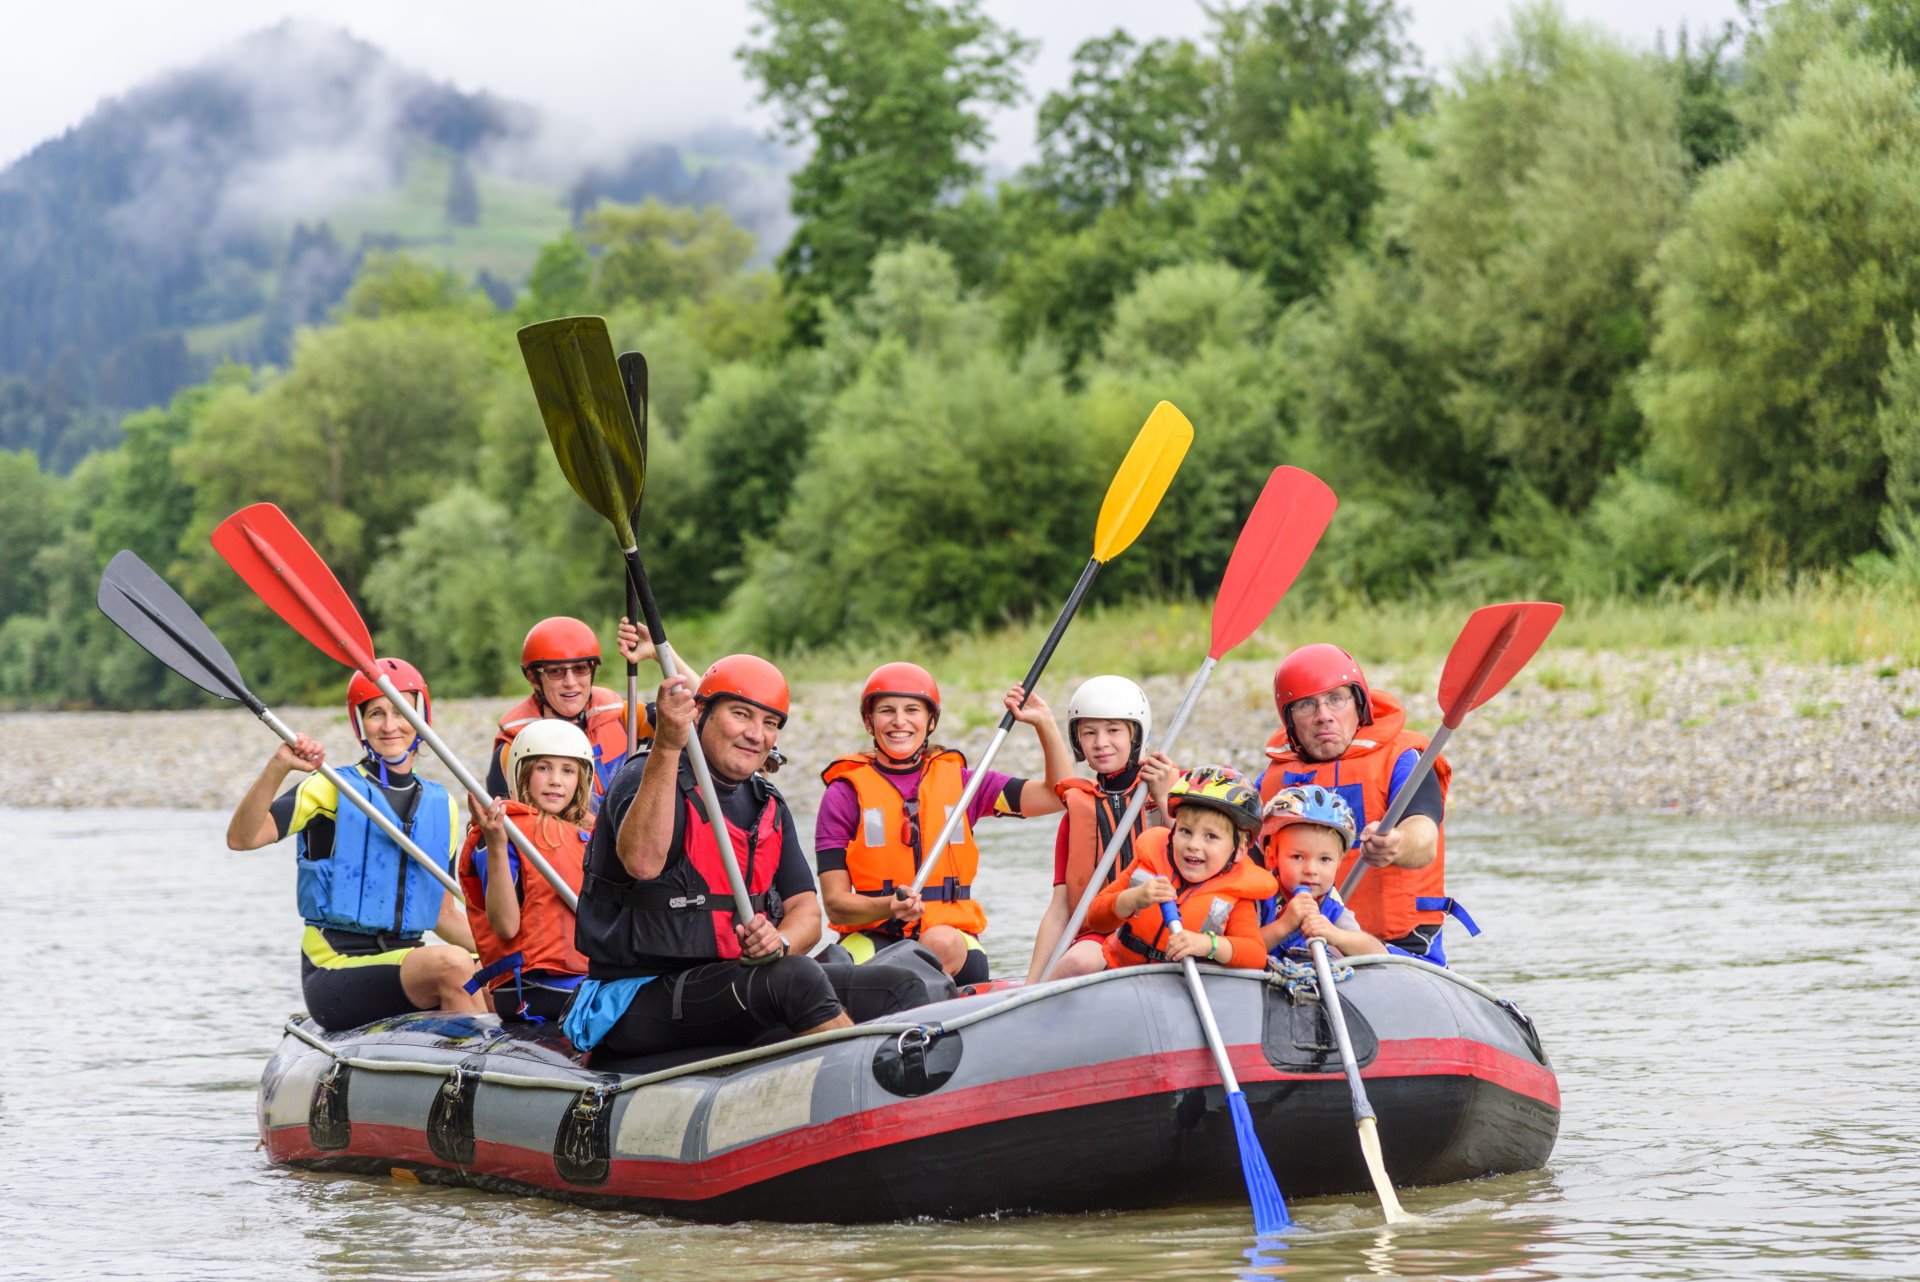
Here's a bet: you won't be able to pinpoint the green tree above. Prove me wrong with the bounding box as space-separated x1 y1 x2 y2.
1207 0 1426 181
342 252 489 320
739 0 1033 339
1635 47 1920 568
1028 31 1211 224
0 449 53 619
583 199 757 310
517 232 593 322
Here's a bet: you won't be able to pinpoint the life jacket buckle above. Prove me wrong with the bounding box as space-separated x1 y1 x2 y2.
667 893 707 909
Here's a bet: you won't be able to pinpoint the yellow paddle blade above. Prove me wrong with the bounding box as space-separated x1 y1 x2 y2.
1092 401 1193 561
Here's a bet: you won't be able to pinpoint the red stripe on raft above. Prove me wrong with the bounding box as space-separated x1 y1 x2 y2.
264 1034 1557 1200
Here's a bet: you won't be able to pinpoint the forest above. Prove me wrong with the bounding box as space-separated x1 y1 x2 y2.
7 0 1920 709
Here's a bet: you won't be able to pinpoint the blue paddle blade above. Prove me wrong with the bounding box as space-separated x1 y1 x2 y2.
1229 1090 1292 1233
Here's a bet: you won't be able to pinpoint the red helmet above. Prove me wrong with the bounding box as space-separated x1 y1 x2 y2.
861 662 940 729
346 657 431 742
521 617 601 675
1272 643 1372 749
697 654 789 726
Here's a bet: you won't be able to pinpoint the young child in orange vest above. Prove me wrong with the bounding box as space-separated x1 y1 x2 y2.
1258 785 1385 959
462 719 595 1021
1091 766 1277 970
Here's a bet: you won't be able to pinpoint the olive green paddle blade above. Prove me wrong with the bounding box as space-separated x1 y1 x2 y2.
517 316 645 547
1092 401 1193 561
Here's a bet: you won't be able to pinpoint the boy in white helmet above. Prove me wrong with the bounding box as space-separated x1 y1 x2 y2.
1023 675 1179 982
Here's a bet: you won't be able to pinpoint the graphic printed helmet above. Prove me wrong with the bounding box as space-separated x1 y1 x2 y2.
861 662 941 730
521 617 602 677
1167 765 1263 834
1260 784 1358 849
1272 643 1373 750
1065 675 1152 765
697 654 790 727
506 718 597 785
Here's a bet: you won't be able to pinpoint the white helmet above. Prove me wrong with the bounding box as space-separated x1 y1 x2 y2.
1065 676 1152 765
507 718 596 787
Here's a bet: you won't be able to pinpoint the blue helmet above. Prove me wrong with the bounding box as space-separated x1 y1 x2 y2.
1260 784 1356 848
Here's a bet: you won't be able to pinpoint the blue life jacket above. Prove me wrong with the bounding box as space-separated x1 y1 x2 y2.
296 765 455 938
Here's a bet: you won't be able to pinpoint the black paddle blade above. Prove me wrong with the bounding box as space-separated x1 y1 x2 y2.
618 349 649 521
517 316 646 546
96 550 255 708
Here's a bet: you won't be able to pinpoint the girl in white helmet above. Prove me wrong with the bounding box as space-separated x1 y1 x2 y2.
462 719 597 1022
1022 676 1180 982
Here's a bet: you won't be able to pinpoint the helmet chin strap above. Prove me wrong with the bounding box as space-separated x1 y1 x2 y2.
363 736 419 787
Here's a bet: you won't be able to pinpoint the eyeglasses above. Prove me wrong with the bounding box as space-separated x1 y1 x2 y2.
1291 688 1355 715
536 661 597 680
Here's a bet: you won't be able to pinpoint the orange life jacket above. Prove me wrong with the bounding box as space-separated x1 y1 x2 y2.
1259 688 1451 942
457 800 589 983
493 686 642 801
1054 776 1150 931
820 749 987 938
1096 827 1277 970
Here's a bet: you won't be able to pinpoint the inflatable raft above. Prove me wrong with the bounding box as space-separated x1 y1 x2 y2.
257 955 1558 1222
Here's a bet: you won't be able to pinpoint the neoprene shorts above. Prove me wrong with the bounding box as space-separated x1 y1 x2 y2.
299 927 426 1030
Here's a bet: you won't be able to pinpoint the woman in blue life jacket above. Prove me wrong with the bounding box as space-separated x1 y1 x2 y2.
225 657 479 1030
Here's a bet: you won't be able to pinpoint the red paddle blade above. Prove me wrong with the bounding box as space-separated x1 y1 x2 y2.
210 503 377 675
1208 466 1339 659
1438 600 1564 727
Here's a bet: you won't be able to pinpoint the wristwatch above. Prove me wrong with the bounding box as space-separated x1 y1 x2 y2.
777 932 793 957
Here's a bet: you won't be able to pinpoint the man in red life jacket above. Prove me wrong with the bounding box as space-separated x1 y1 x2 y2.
565 656 930 1057
1257 644 1478 965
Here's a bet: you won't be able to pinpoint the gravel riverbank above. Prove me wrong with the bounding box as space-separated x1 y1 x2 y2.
8 649 1919 822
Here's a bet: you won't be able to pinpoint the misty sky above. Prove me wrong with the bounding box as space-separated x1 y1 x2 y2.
2 0 1744 170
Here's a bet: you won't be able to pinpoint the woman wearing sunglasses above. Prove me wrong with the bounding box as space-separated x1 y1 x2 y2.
488 615 659 809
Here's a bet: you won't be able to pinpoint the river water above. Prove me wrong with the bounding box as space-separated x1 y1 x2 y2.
0 806 1914 1281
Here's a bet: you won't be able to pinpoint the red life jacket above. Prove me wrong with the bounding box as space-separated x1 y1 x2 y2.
574 752 784 978
1096 828 1277 970
1054 776 1149 930
820 749 987 938
457 800 589 983
493 686 639 800
1259 688 1451 942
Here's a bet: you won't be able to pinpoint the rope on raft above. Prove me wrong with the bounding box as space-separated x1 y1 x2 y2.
1265 950 1354 999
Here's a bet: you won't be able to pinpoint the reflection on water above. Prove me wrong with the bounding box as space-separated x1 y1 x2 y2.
0 807 1915 1280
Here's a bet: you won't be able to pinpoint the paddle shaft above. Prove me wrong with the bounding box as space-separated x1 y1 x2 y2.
1159 904 1244 1089
373 673 578 912
905 556 1102 897
622 550 758 926
1308 933 1411 1222
1037 656 1218 981
626 575 641 759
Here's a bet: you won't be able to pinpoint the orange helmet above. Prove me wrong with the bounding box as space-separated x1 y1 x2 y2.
346 657 430 742
1273 643 1372 750
861 662 940 729
697 654 789 726
521 617 601 676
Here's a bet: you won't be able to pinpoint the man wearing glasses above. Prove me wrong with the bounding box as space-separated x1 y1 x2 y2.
1256 644 1475 966
489 615 657 807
